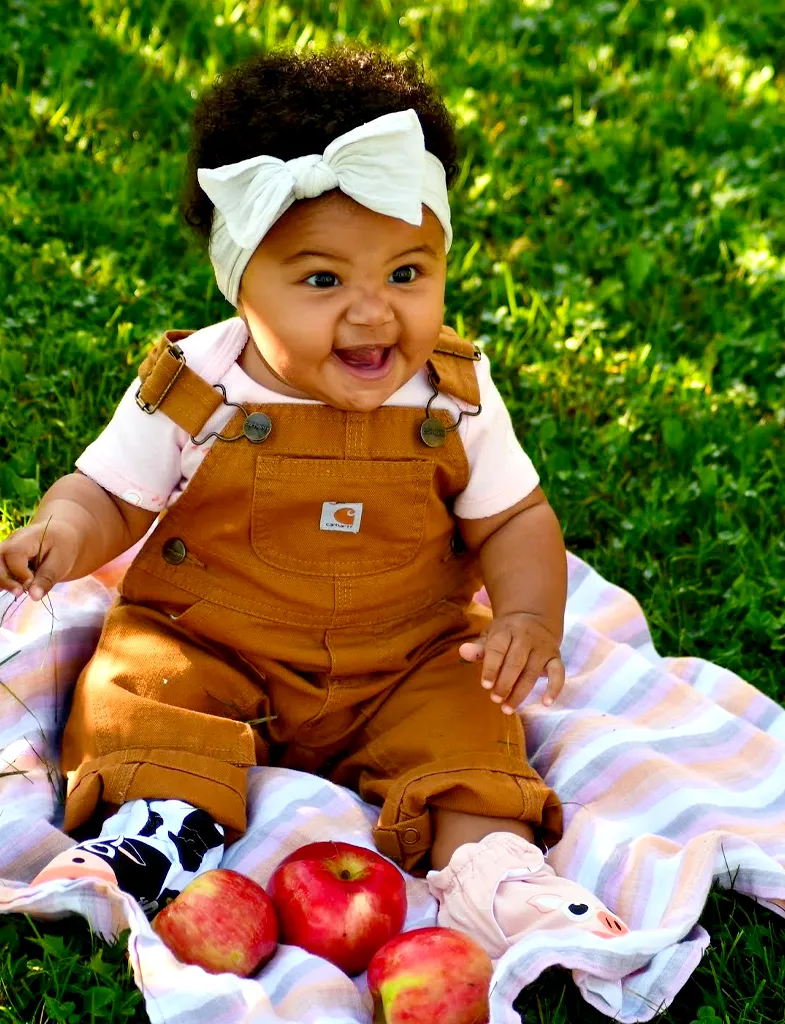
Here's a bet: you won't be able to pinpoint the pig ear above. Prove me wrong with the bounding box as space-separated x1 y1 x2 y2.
527 893 563 913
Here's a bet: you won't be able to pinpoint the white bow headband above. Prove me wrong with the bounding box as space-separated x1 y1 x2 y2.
197 108 452 305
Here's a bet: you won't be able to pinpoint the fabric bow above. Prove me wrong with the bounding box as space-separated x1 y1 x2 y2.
197 108 452 304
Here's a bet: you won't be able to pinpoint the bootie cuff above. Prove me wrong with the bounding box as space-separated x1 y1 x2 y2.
426 832 552 959
427 831 628 960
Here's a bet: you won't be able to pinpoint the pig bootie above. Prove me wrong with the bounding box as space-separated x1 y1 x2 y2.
31 798 225 917
426 832 628 960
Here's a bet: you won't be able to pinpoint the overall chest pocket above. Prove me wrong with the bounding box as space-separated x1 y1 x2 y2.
251 457 434 577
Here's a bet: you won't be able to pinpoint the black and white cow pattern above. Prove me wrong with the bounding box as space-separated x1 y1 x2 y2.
74 799 225 916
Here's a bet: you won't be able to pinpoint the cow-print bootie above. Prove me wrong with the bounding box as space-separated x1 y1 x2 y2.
426 832 628 959
31 799 225 916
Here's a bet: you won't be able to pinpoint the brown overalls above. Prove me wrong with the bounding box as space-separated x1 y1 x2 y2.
61 328 562 870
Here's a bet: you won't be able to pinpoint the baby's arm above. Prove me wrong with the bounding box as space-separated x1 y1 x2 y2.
0 472 157 601
457 486 567 710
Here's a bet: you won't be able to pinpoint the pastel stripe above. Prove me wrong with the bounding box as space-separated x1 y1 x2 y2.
0 549 783 1024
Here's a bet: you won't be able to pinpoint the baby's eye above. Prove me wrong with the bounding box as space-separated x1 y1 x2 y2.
389 265 419 284
304 272 340 288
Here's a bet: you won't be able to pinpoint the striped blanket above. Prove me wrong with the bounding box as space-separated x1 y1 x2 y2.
0 548 783 1024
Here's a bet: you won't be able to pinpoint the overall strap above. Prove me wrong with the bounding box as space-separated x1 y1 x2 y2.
427 326 482 407
136 325 482 433
135 330 224 437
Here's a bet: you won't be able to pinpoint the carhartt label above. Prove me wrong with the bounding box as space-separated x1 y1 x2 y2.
320 502 363 533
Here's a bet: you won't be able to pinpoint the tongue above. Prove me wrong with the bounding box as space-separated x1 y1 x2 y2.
338 346 385 368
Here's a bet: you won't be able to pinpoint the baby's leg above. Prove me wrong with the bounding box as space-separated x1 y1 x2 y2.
60 598 269 842
331 610 629 957
430 807 535 870
31 799 224 917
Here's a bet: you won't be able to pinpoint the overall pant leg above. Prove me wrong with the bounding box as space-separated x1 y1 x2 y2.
327 608 563 872
61 599 269 835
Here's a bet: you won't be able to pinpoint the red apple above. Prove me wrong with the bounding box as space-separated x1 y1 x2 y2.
152 868 278 976
268 841 407 975
367 927 493 1024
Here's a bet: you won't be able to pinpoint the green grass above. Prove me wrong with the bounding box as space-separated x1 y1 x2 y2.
0 917 145 1023
0 0 783 1020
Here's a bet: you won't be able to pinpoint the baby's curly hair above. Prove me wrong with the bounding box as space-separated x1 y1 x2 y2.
182 47 459 242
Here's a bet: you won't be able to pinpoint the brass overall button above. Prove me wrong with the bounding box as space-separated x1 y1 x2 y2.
162 538 187 565
243 412 272 443
420 417 446 447
402 827 421 845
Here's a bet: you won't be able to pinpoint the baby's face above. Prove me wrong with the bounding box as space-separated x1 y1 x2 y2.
236 191 447 411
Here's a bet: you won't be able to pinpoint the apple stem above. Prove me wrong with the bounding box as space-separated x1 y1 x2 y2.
339 870 351 880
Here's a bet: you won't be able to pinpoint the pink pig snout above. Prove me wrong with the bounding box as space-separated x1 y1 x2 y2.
524 892 630 939
593 908 629 938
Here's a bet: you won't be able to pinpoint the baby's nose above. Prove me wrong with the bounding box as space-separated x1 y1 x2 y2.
344 288 395 327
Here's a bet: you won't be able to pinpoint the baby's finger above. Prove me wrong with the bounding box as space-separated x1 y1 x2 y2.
490 637 532 705
478 631 511 691
28 550 67 601
542 658 566 706
2 544 37 591
459 638 485 663
0 553 26 597
500 653 549 714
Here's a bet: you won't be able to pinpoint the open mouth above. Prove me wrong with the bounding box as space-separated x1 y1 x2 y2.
333 345 394 380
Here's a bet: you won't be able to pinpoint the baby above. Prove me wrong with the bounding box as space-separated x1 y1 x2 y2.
0 49 627 952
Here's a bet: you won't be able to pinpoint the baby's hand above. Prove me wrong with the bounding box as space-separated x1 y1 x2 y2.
0 520 79 601
459 612 565 713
